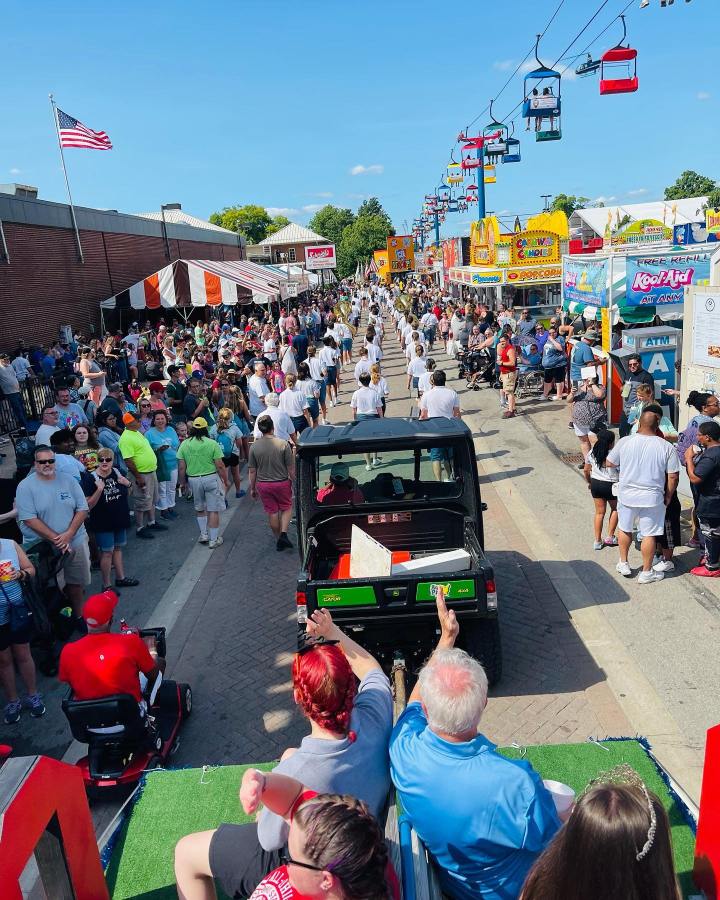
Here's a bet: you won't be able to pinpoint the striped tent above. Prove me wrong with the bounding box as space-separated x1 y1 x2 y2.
100 259 282 311
364 257 379 278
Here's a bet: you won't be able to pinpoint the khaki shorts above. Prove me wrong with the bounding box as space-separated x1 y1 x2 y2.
501 371 518 393
132 471 159 512
62 539 91 587
190 474 225 513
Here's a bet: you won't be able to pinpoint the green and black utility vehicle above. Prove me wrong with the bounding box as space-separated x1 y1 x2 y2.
294 417 502 685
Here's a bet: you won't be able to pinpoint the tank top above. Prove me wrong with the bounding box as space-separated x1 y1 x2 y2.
499 344 517 374
0 538 23 624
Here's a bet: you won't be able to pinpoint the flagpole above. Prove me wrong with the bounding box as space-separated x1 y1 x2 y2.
49 93 84 263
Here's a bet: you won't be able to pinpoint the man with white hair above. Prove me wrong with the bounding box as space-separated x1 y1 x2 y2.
390 593 560 900
251 392 297 445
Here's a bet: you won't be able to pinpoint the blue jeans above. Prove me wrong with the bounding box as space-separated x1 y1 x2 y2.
7 392 28 429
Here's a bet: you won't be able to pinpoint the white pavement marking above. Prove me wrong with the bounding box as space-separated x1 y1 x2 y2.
464 406 704 803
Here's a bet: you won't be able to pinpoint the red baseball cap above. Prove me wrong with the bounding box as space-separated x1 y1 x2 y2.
82 590 119 627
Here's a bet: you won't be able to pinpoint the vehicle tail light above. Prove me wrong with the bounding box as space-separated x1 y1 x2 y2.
296 591 307 624
485 578 497 610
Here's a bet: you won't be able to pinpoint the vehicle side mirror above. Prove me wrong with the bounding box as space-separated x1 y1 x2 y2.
481 502 488 512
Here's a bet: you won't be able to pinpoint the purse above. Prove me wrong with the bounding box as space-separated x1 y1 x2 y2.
0 580 33 634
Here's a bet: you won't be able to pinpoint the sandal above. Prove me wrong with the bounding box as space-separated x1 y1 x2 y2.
115 577 140 587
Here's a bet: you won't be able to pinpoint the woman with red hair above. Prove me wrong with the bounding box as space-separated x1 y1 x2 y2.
174 609 392 900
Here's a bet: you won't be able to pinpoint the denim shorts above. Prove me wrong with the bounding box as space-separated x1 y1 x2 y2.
94 529 128 552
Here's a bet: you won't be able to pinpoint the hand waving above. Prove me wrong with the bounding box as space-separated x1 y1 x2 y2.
435 586 459 648
306 608 336 641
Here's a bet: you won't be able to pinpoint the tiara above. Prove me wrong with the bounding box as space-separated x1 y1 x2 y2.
584 764 657 861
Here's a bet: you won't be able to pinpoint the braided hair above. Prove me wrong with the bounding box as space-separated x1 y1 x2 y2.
292 644 357 740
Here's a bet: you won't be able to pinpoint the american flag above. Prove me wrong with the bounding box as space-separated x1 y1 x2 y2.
57 108 113 150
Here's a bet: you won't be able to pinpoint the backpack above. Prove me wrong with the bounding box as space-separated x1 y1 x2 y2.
676 416 702 467
215 429 234 457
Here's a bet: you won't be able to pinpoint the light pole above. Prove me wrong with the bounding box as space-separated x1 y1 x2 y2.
541 194 552 212
160 202 181 260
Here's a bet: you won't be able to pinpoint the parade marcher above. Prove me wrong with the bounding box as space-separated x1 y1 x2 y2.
279 373 313 435
177 418 228 549
86 449 139 592
248 415 295 551
351 373 383 471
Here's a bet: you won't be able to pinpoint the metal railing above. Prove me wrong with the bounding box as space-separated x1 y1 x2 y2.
0 376 58 437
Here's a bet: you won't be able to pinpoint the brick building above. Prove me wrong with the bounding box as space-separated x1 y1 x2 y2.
0 185 244 347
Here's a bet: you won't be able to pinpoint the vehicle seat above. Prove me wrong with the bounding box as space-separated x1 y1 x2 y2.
62 692 148 744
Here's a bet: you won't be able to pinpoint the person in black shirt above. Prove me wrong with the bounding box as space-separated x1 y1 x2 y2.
686 422 720 577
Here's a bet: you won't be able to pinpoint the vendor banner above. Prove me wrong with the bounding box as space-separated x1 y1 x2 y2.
562 257 608 307
625 252 712 306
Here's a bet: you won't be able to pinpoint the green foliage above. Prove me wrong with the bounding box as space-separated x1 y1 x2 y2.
308 206 355 247
357 197 394 234
337 214 392 279
549 194 590 218
265 215 291 237
703 188 720 211
664 170 717 201
208 204 272 244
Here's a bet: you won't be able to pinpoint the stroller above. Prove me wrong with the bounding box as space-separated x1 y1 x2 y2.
460 348 497 390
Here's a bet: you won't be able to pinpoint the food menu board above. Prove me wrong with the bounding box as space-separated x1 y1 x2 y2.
692 291 720 368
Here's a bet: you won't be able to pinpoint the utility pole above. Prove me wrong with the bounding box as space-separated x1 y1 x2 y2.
541 194 552 212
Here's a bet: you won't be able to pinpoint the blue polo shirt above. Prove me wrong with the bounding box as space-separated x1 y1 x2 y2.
390 703 560 900
570 340 595 381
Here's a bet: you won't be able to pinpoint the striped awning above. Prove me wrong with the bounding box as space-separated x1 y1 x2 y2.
100 259 279 310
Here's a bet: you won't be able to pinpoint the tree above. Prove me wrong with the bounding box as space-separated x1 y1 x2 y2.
665 170 717 201
549 194 590 218
705 188 720 211
308 205 355 247
208 204 272 244
337 214 393 279
265 215 291 237
357 197 394 235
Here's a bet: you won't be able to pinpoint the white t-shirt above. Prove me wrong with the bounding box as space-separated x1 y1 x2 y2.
280 347 297 376
606 434 679 507
421 312 438 328
354 358 372 384
371 377 389 398
307 356 324 381
247 374 269 416
407 357 427 377
319 346 338 368
34 423 60 446
420 386 460 419
252 406 295 442
366 343 381 364
418 371 434 394
585 451 620 483
351 387 381 415
263 339 277 361
279 386 309 418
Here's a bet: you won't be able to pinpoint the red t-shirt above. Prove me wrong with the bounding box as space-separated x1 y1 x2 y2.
59 633 155 702
316 483 364 505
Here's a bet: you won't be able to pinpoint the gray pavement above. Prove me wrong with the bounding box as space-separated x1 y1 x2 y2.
5 309 713 807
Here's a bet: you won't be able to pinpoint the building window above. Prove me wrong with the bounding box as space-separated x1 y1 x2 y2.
288 248 296 262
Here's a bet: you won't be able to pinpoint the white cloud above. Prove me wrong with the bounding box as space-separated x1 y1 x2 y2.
266 207 298 217
697 91 712 101
493 59 514 71
302 204 322 213
594 195 617 204
9 167 21 175
350 164 384 176
312 191 333 199
627 188 648 196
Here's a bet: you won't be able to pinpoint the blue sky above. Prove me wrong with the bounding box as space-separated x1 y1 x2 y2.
1 0 716 239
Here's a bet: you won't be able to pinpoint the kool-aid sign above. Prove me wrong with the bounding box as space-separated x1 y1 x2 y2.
625 253 711 306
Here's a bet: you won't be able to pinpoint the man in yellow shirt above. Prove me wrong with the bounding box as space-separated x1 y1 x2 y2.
118 412 168 539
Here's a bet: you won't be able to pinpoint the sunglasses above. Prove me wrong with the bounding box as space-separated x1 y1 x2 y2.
36 459 56 466
98 456 114 462
140 402 151 407
280 854 326 874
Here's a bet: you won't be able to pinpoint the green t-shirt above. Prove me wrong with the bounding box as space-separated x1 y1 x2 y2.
118 428 157 474
176 436 223 477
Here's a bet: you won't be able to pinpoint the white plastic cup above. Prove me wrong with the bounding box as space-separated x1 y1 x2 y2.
543 779 576 815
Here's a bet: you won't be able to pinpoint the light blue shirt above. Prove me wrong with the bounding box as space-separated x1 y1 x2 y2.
570 341 595 381
390 703 560 900
144 426 180 471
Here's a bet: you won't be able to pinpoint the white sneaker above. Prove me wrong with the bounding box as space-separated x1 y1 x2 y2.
638 569 664 584
366 463 372 471
208 536 224 549
616 561 632 577
372 459 382 467
198 533 209 544
653 559 675 573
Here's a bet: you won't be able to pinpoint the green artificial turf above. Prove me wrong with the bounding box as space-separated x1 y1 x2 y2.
106 742 696 900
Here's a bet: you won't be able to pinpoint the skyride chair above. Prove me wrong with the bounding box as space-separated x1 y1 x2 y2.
522 35 562 142
599 16 639 95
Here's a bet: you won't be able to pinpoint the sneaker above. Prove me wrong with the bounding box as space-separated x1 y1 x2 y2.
616 561 632 577
603 536 618 547
24 694 46 718
502 411 516 419
160 509 172 520
208 536 224 549
372 459 382 467
593 541 603 550
366 463 372 471
198 533 210 544
235 489 247 498
638 569 664 584
165 508 179 520
276 533 293 550
567 422 575 429
115 577 140 587
3 700 22 725
691 564 720 577
136 528 155 540
653 559 675 573
148 521 168 531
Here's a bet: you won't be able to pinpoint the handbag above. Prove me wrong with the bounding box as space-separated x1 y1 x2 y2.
0 580 33 635
155 449 171 482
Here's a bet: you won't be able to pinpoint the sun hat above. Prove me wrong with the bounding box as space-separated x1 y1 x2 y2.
583 329 599 341
82 590 119 626
192 417 208 429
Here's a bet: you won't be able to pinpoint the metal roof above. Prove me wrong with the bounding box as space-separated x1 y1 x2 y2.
297 418 472 454
258 222 330 246
135 209 235 234
571 197 708 237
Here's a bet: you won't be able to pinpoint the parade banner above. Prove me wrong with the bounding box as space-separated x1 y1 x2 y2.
625 252 712 306
562 257 608 307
